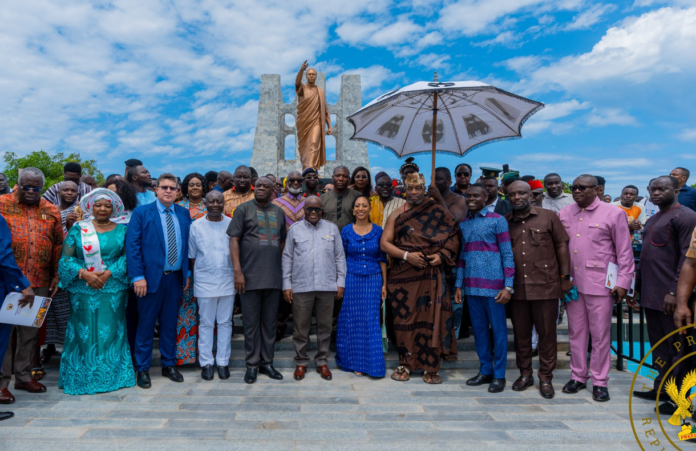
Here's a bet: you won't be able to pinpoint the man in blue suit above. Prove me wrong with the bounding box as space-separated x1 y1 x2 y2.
126 173 191 389
0 215 34 420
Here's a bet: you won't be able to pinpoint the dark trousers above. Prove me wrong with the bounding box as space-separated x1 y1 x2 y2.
0 324 11 371
240 289 280 368
277 298 291 338
0 287 48 388
126 288 139 359
135 272 182 371
292 291 333 367
510 298 558 382
645 307 690 390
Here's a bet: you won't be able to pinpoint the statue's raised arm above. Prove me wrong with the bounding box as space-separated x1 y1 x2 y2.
295 60 308 92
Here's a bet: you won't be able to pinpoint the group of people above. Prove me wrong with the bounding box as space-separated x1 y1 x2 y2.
1 157 696 423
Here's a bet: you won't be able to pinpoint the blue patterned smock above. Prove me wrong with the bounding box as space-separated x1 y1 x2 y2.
57 224 135 395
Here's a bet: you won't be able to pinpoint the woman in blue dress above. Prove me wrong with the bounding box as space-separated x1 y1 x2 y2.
335 194 387 377
58 189 134 395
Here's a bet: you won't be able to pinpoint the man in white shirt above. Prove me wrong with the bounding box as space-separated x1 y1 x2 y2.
187 190 235 381
541 173 575 214
638 179 658 224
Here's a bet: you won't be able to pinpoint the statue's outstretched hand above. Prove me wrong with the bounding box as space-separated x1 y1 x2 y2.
301 60 308 71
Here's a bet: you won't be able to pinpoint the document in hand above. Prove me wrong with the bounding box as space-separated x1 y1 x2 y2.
605 262 619 290
0 293 52 327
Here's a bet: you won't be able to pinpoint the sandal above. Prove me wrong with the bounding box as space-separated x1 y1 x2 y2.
391 365 410 382
423 372 442 385
443 355 457 362
31 368 46 381
355 371 366 377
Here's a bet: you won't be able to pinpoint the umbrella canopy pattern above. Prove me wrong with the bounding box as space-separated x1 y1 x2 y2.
347 81 544 158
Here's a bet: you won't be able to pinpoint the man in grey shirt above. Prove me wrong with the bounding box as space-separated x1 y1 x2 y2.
282 196 346 382
541 173 575 214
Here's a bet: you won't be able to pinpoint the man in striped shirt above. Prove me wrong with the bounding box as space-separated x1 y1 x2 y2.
42 162 92 206
272 171 306 341
454 183 515 393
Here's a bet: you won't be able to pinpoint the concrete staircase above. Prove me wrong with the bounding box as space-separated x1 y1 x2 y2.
150 317 578 370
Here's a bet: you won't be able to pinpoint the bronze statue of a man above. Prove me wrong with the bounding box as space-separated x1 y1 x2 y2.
295 61 332 170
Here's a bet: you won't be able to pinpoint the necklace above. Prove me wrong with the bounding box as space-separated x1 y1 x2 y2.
188 199 203 207
92 219 111 226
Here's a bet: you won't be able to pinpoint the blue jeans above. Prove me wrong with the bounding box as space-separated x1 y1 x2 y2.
468 295 508 379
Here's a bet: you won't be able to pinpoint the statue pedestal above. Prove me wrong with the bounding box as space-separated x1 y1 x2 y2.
250 73 369 178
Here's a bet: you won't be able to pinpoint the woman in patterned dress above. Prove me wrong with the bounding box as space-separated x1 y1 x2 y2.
174 173 208 364
57 189 134 394
335 194 388 377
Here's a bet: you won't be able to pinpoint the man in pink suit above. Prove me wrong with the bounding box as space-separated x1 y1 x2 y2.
559 174 634 402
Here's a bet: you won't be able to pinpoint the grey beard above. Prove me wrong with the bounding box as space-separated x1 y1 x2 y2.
288 187 302 195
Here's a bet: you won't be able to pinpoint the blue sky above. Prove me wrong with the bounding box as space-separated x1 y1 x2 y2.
1 0 695 198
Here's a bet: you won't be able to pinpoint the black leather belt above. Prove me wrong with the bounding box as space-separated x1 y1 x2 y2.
163 270 175 275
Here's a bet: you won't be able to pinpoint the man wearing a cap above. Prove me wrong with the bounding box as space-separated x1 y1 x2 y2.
302 168 321 197
528 180 545 208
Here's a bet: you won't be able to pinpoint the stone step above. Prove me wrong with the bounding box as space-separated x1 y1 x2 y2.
147 347 587 370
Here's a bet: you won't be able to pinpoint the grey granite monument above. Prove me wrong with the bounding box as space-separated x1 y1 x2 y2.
250 72 369 177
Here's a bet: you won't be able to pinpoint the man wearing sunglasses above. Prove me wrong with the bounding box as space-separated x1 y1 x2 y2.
451 163 472 197
559 175 634 402
0 167 62 399
301 168 321 197
273 171 307 341
629 176 696 415
126 174 191 389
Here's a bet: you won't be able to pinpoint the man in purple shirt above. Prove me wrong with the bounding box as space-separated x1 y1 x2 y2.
559 175 634 402
629 176 696 413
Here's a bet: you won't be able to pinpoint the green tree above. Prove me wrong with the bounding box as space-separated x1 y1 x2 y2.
2 150 104 193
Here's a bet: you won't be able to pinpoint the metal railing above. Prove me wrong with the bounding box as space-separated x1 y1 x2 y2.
613 298 654 372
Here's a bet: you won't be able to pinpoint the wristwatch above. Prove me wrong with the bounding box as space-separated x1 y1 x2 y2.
505 286 514 294
560 274 571 280
403 251 409 261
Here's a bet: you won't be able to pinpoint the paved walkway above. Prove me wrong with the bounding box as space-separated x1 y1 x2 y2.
0 365 654 450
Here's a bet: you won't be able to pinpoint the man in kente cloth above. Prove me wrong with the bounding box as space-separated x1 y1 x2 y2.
295 61 332 171
380 173 460 384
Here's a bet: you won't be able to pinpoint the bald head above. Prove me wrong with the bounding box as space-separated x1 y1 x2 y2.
204 189 225 217
507 180 532 213
508 180 530 194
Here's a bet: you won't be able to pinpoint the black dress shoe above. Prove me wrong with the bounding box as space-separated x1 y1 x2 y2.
259 365 283 380
466 373 493 386
488 378 506 393
656 400 677 415
562 379 587 394
162 366 184 383
137 371 151 389
244 368 258 384
218 366 230 380
592 386 610 402
532 348 539 357
0 411 14 421
633 389 658 400
201 365 214 381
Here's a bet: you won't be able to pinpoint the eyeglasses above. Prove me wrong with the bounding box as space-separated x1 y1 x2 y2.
158 185 178 191
456 171 471 178
530 191 543 197
288 178 303 184
376 183 392 188
570 184 597 192
305 207 322 213
21 186 41 193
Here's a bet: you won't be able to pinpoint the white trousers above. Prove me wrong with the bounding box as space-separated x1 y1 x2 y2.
198 295 234 367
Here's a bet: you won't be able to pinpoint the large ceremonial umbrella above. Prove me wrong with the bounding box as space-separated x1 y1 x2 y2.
347 74 544 181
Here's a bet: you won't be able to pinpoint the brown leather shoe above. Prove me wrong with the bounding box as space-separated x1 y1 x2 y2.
0 388 15 404
540 381 555 399
316 365 332 381
512 376 534 392
294 366 307 381
14 379 47 393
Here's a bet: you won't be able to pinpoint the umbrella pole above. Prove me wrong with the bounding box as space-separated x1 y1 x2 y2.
431 90 437 183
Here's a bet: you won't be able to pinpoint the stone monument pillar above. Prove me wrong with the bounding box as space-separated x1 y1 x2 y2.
250 72 369 177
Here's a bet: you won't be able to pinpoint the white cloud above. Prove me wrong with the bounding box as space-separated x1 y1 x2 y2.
437 0 546 36
326 65 404 98
523 99 591 134
677 128 696 141
473 31 521 47
526 7 696 90
586 108 638 126
565 3 616 30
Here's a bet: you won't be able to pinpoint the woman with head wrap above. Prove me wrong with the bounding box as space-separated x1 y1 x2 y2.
57 188 135 395
174 172 209 364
